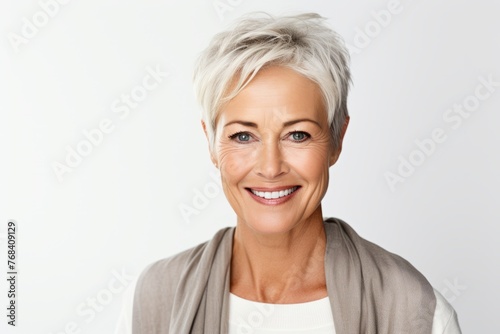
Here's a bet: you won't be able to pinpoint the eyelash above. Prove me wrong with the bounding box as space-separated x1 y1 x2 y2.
228 131 253 143
287 131 310 142
228 131 311 143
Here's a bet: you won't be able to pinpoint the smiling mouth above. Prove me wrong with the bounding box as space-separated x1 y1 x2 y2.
247 186 299 199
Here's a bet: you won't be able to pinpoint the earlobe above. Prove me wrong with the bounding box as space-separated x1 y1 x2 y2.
329 116 350 166
341 116 350 141
329 149 341 167
201 120 218 168
201 120 209 139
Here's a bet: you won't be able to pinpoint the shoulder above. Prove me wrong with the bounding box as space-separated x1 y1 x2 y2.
132 226 234 331
432 289 462 333
136 226 233 294
132 242 208 331
116 241 216 334
324 217 438 329
136 241 208 292
325 217 431 286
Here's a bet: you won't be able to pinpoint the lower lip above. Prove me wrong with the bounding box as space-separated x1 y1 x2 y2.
246 187 300 205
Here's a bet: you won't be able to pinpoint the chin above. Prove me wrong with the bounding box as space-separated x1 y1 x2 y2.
239 211 307 235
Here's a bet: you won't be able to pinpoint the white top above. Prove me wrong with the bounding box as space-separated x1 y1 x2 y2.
115 278 461 334
228 293 335 334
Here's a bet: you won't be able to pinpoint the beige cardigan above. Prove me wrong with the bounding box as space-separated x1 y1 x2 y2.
133 218 437 333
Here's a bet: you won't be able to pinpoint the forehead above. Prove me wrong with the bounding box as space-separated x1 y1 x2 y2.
219 66 326 125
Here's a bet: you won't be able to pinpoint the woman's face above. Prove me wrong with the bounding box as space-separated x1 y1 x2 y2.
209 66 344 235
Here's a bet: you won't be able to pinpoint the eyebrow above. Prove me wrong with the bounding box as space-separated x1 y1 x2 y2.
223 118 321 128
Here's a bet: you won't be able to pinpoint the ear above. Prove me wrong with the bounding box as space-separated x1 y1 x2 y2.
329 116 350 166
201 120 218 168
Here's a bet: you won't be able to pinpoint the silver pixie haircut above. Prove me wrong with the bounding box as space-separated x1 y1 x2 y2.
193 12 351 150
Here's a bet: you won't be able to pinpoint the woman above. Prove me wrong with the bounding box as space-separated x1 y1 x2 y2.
131 13 461 333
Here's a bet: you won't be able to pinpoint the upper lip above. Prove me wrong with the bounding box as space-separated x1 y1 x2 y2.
246 186 300 192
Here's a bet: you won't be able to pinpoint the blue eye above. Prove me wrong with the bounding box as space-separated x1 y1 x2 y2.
237 133 250 141
229 132 252 143
289 131 310 142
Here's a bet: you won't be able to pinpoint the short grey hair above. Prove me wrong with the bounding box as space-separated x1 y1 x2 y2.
193 12 351 151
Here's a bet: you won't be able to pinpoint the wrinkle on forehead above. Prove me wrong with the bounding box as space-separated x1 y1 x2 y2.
217 66 328 130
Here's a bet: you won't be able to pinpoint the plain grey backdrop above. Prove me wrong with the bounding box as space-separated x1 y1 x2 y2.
1 0 499 333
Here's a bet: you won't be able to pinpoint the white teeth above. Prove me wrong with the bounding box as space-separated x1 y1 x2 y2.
251 187 298 199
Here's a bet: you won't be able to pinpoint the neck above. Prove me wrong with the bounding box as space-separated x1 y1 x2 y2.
230 207 327 303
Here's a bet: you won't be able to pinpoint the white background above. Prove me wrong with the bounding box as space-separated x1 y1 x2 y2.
1 0 499 333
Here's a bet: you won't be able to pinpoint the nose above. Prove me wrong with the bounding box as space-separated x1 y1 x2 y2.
254 140 289 179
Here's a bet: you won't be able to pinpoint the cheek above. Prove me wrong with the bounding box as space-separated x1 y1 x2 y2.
284 144 331 176
217 144 255 181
